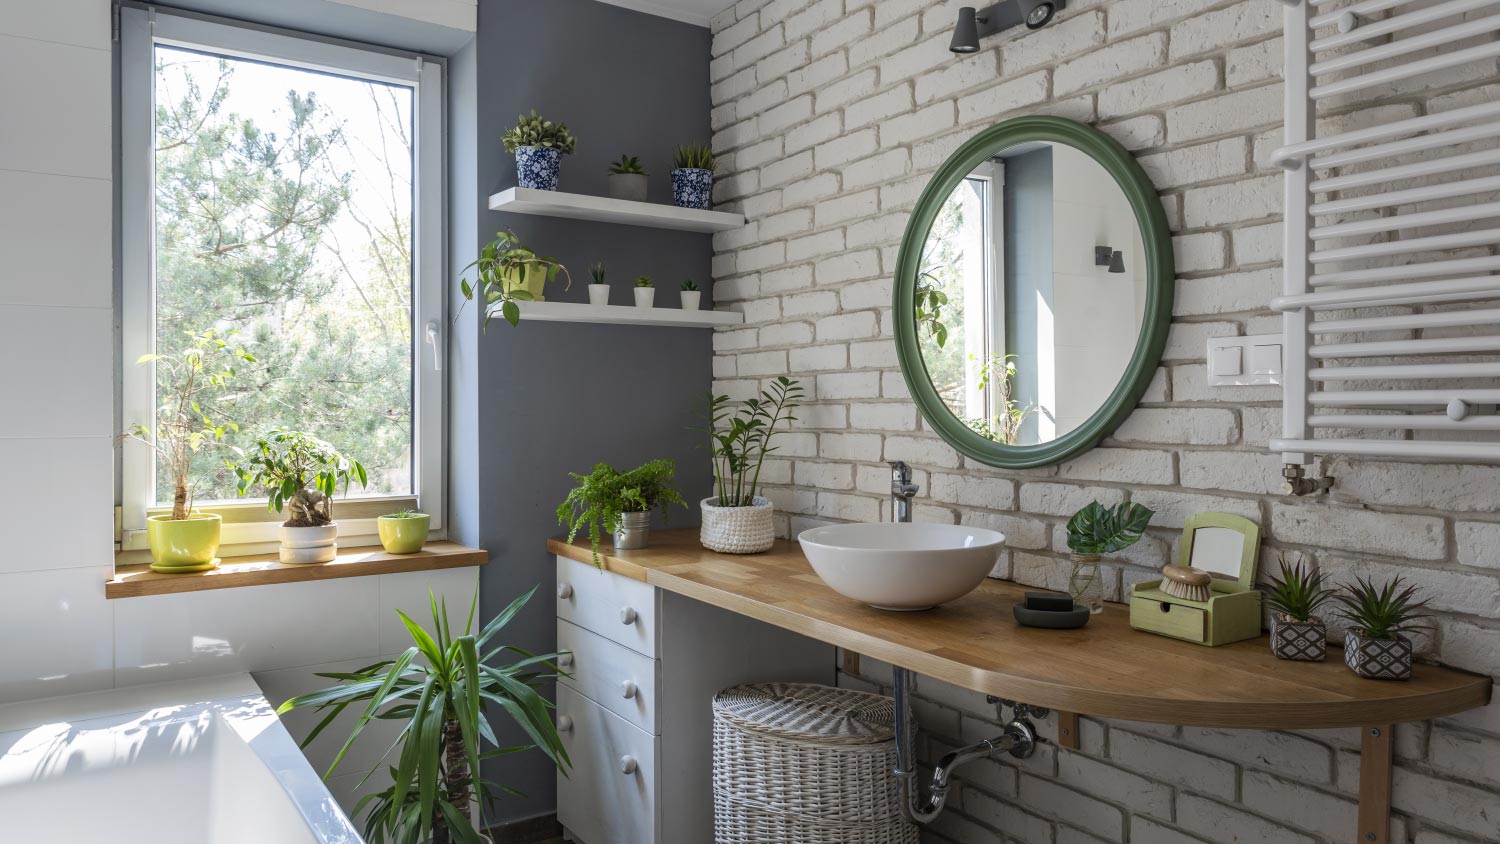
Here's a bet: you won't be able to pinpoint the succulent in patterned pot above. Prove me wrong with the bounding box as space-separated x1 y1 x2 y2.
1334 574 1428 680
697 377 802 554
671 143 717 209
504 110 576 191
1265 553 1335 662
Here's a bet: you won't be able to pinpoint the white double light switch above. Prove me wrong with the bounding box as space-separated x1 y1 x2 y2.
1207 334 1283 386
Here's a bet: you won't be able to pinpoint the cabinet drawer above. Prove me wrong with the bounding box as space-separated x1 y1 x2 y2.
556 684 658 844
557 619 659 734
1130 596 1208 644
556 555 658 657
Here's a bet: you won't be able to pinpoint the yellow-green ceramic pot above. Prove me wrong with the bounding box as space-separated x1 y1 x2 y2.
378 513 430 555
502 265 546 302
147 512 222 566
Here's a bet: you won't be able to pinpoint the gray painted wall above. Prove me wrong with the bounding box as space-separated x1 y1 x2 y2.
461 0 713 824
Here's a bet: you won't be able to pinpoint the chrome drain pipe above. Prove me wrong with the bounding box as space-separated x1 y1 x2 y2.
891 667 1038 824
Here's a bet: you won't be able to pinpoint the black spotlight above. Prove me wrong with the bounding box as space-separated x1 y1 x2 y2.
949 0 1067 54
1022 0 1056 29
950 7 981 53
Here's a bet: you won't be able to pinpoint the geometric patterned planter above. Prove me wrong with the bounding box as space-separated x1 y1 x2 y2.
1344 630 1413 680
1271 616 1327 662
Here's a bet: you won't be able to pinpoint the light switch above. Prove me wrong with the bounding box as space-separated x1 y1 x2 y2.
1207 334 1283 387
1251 343 1282 376
1210 344 1243 377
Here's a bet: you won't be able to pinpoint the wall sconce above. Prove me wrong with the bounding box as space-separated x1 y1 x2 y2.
949 0 1066 53
1095 246 1126 274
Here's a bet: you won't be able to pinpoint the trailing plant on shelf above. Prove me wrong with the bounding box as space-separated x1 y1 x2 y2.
1064 501 1154 614
1334 574 1429 679
503 110 576 191
279 582 570 844
608 154 648 175
694 377 803 554
557 459 688 565
230 429 367 528
456 230 572 329
1266 554 1337 661
671 143 718 210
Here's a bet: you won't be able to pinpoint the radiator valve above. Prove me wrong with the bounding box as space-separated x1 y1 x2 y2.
1283 463 1334 496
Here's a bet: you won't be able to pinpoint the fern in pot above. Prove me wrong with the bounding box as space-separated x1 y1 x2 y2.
557 459 687 564
503 109 576 191
696 377 802 554
1335 574 1428 680
230 429 367 564
1265 554 1336 662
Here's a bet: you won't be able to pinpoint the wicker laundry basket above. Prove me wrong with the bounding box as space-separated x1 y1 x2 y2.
712 683 920 844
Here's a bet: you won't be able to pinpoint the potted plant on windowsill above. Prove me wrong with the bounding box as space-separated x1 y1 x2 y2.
588 262 610 306
456 230 572 329
378 509 431 555
1064 501 1154 615
671 143 716 210
279 582 569 844
123 330 253 572
608 154 648 202
680 279 701 310
634 276 655 308
230 430 367 564
1266 554 1335 661
1335 574 1429 680
503 109 576 191
696 377 802 554
557 459 687 566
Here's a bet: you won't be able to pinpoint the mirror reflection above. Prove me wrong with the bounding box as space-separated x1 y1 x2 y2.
915 142 1148 446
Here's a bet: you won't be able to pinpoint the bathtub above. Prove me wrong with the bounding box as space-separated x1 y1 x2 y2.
0 673 362 843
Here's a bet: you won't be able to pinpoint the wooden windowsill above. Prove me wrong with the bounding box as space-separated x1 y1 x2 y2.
107 541 487 599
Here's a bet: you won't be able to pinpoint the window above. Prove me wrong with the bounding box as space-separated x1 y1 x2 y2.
120 8 445 552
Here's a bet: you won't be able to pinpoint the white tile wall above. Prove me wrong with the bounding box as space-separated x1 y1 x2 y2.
0 169 113 308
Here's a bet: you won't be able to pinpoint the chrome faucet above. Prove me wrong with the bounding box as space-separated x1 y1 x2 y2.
888 461 920 523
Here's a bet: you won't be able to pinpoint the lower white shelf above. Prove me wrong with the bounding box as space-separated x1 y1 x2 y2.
487 300 744 328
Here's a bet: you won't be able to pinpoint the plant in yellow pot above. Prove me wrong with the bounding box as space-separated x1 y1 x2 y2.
455 229 571 329
378 509 431 554
123 329 253 572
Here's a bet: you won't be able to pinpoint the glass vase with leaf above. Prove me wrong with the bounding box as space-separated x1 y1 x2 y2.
1063 501 1154 614
695 376 802 554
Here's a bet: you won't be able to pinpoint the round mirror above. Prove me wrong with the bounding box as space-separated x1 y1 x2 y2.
895 116 1174 469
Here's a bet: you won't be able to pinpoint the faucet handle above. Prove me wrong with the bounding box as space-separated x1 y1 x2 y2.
888 460 913 484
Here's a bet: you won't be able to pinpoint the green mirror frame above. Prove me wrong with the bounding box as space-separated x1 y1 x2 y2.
894 115 1175 469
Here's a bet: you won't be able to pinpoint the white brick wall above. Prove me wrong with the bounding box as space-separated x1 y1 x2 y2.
709 0 1500 841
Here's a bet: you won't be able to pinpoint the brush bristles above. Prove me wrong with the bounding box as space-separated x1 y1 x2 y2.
1162 578 1211 602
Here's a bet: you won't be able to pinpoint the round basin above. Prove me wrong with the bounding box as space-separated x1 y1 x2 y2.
798 522 1006 611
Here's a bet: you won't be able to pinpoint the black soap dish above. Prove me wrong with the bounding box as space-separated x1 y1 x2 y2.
1012 591 1091 629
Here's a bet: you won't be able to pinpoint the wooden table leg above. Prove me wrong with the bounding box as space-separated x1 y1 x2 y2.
841 649 861 675
1056 711 1080 750
1359 724 1393 844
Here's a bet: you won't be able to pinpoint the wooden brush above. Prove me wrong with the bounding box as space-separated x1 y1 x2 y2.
1161 564 1212 602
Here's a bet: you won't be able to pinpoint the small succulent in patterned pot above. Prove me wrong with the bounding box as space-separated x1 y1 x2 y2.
1265 554 1335 662
1334 574 1428 680
503 110 577 191
671 143 717 209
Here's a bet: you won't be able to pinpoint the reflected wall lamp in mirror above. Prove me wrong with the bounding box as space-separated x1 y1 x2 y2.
1094 246 1126 273
950 0 1066 53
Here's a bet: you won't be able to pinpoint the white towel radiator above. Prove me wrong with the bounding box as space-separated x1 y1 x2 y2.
1273 0 1500 469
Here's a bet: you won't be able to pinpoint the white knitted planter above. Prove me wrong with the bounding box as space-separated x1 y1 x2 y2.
700 496 775 554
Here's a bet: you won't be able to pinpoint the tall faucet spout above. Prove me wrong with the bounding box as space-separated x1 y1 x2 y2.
888 460 919 523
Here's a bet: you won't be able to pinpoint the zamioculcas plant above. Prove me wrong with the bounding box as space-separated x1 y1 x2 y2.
608 154 648 175
1335 574 1428 680
1065 501 1154 613
230 429 367 527
456 230 572 329
694 377 803 554
1265 555 1337 661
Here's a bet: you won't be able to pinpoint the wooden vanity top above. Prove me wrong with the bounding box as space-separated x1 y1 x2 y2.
548 530 1491 729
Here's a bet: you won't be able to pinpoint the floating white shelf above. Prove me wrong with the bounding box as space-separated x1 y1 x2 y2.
487 187 746 233
486 300 744 328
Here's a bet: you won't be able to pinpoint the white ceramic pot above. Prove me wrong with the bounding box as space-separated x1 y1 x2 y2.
279 523 338 564
634 287 656 308
588 284 610 306
700 497 775 554
680 290 701 310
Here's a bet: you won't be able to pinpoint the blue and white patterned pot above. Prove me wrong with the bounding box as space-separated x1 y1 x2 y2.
515 146 561 191
671 168 713 209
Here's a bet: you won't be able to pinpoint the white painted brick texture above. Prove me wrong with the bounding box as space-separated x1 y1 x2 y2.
711 1 1500 842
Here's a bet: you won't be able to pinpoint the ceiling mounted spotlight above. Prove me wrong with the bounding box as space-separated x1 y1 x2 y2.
949 0 1067 54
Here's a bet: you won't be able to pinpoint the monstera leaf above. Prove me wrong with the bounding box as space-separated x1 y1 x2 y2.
1065 501 1154 555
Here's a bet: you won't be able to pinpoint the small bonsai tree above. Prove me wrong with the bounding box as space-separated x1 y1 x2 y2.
124 329 254 520
230 430 367 527
502 109 577 154
609 154 648 175
696 376 802 508
1334 575 1429 640
456 230 572 329
672 143 717 172
681 279 699 291
1266 555 1336 624
557 459 687 566
635 276 654 288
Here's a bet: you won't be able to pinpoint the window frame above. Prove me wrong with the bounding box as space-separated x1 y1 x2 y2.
119 6 447 553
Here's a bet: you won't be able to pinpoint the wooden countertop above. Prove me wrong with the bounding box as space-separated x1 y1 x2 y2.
548 530 1491 729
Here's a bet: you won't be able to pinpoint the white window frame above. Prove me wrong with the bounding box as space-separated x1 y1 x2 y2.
119 6 446 553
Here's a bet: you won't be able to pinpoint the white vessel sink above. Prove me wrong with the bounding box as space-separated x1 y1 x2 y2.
798 523 1006 611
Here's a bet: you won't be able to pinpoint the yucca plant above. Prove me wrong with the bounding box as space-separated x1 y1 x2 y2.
501 110 576 154
1335 575 1428 640
279 584 569 844
1266 556 1336 623
608 154 647 175
672 143 717 172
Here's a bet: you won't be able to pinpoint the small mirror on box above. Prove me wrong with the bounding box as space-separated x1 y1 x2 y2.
1128 513 1263 647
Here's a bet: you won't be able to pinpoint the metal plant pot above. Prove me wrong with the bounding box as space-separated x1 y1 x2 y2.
1344 630 1413 680
609 172 647 202
614 510 651 550
1271 616 1327 662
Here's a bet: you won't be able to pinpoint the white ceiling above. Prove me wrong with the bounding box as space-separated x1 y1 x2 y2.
592 0 730 27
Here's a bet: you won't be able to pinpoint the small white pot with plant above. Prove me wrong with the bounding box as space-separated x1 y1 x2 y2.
231 430 367 564
456 229 572 329
680 279 701 310
607 154 648 202
698 376 802 554
588 262 610 306
634 276 655 308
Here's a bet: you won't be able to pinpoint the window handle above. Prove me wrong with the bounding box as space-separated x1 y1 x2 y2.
424 320 442 371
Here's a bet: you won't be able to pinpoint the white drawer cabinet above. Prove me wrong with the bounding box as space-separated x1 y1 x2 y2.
554 554 833 844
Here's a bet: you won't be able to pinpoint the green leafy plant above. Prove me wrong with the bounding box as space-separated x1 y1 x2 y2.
557 460 688 566
608 154 647 175
635 276 654 288
681 279 699 292
965 353 1037 446
1265 555 1336 623
229 429 368 527
589 262 606 285
1065 502 1155 555
672 143 717 172
1334 575 1429 640
456 230 572 329
124 329 254 520
279 583 569 844
383 509 426 519
501 110 577 154
914 265 950 348
695 377 802 508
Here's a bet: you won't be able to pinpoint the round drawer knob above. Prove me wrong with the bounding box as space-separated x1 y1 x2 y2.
619 755 638 775
619 606 638 626
557 652 574 668
557 715 574 732
621 681 638 700
557 583 574 600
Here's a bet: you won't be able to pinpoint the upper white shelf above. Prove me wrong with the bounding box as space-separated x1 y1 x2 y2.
487 300 744 328
488 187 746 233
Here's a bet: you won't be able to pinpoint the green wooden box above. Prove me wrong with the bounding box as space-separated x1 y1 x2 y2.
1129 513 1262 647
